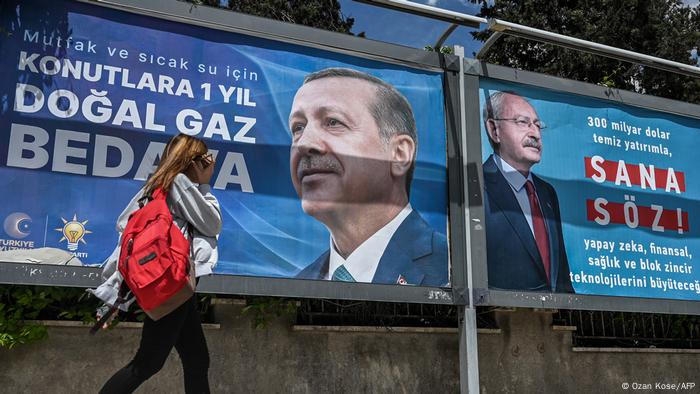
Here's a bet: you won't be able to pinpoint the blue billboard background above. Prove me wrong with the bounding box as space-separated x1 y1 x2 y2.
480 78 700 301
0 0 448 282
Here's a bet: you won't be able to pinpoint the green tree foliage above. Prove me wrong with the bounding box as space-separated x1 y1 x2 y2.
187 0 354 33
424 45 454 54
472 0 700 103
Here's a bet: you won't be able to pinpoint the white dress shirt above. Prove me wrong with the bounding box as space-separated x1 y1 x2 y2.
325 204 413 282
493 154 538 237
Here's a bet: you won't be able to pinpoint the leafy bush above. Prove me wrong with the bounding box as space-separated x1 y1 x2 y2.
0 285 216 349
0 285 100 349
242 297 298 329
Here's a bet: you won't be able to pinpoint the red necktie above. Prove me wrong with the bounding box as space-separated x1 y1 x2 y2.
525 180 551 283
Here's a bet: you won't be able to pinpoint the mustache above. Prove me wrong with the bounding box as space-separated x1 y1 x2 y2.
523 137 541 150
296 155 342 179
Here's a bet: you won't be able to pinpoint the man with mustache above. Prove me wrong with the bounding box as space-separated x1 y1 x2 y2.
482 91 574 293
289 67 448 286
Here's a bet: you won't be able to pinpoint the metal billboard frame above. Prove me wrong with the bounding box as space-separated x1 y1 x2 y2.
0 0 468 305
464 59 700 315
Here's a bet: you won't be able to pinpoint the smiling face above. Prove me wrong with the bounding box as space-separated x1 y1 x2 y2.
487 94 543 175
289 77 398 224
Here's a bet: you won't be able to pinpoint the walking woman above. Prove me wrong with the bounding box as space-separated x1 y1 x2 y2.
90 134 221 394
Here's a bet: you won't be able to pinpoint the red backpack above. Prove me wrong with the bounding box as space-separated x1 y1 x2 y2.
117 188 195 320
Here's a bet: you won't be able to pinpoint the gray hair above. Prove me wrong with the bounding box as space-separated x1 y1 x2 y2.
303 67 417 196
483 90 522 151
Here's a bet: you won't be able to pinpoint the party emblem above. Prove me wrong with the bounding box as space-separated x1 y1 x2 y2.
3 212 32 239
55 214 92 251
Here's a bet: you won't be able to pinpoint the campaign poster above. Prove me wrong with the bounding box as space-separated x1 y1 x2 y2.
479 78 700 301
0 0 449 288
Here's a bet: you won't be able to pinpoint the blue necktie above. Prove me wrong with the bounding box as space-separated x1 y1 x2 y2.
332 265 356 282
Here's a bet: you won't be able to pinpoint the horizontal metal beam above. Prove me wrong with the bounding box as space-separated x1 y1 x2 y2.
355 0 486 28
489 19 700 78
89 0 448 71
357 0 700 79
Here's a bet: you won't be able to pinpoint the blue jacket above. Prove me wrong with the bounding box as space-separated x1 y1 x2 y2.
483 155 574 293
296 210 449 286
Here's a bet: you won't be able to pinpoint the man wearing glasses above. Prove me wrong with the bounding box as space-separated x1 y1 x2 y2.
482 91 574 293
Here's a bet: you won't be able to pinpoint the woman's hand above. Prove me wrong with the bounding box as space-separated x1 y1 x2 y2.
185 154 215 184
96 304 117 330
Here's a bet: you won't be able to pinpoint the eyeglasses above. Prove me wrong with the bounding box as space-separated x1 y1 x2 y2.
492 116 547 130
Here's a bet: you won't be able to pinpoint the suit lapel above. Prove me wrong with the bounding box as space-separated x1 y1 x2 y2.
484 156 543 272
371 211 428 285
304 251 330 280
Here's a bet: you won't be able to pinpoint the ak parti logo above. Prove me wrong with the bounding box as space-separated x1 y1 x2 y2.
55 214 92 251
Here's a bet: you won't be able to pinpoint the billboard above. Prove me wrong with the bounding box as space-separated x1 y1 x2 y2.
0 0 453 297
479 77 700 302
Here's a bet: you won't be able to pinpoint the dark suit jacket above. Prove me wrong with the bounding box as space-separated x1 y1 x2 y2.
296 210 448 286
483 155 574 293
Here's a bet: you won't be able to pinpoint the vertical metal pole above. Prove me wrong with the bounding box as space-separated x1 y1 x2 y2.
454 45 480 394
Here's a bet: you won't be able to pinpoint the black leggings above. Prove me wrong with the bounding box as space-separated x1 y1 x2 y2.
99 295 210 394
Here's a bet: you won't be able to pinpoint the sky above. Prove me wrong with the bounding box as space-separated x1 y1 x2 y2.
337 0 700 61
337 0 485 57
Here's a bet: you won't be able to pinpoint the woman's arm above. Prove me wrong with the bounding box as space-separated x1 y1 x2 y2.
170 173 222 237
115 188 145 233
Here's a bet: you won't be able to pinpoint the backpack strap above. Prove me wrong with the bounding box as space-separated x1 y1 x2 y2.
151 188 167 201
186 222 194 263
137 187 166 208
89 281 131 335
136 195 152 209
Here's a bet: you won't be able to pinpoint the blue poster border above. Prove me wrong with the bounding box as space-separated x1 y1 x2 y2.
465 60 700 315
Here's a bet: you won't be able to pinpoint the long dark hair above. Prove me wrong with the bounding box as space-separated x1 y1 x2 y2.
144 134 208 195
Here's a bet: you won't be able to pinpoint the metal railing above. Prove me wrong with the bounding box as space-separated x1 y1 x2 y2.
296 299 498 329
296 301 699 349
554 310 700 349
